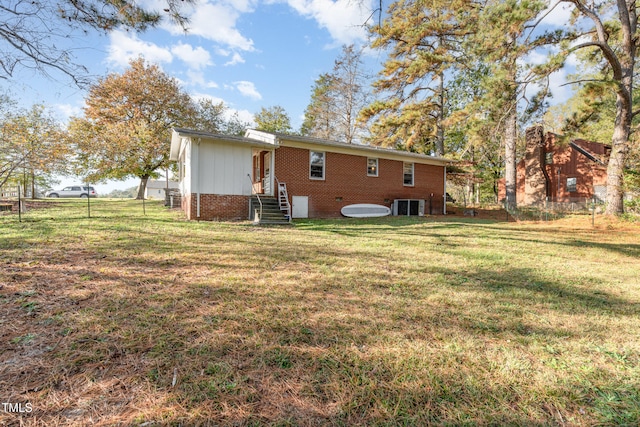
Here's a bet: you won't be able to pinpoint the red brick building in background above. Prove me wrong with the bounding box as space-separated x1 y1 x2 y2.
498 126 610 206
170 128 451 221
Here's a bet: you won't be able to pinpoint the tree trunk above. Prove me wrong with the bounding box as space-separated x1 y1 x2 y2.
605 91 631 214
136 176 149 200
435 70 445 157
31 171 36 199
504 104 518 210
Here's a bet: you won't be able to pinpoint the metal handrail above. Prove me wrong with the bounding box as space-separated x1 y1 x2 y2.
247 174 262 222
275 176 292 222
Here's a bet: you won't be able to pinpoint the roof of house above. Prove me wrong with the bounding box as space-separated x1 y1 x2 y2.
170 128 277 161
171 127 454 166
244 129 453 166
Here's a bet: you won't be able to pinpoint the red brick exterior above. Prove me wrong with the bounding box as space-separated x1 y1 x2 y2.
182 193 250 220
498 128 609 205
274 145 445 218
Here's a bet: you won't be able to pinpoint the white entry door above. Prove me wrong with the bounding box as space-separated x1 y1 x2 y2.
292 196 309 218
263 152 272 195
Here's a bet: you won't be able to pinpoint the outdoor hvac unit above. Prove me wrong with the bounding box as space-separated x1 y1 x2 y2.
392 199 425 216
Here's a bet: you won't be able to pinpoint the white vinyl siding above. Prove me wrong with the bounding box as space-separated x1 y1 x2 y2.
196 141 254 195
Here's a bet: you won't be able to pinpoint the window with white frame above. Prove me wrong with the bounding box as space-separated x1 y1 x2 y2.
566 177 577 192
310 151 325 180
403 162 414 186
367 158 378 176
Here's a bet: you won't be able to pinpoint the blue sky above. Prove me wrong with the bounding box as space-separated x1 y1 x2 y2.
1 0 577 193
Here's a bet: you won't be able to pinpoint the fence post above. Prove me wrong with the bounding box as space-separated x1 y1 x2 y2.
18 183 22 223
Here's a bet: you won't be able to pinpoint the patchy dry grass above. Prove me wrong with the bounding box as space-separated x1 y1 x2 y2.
1 199 639 426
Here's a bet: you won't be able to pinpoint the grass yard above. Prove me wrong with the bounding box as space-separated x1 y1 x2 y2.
1 199 639 426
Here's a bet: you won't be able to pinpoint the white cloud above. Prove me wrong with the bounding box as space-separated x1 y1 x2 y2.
56 103 83 121
539 1 574 26
547 68 573 105
164 2 255 51
107 31 173 67
186 70 218 88
230 108 256 125
225 52 246 66
286 0 373 46
234 81 262 100
171 43 213 70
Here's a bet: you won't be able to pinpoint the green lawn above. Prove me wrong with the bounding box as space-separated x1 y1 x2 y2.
1 199 639 426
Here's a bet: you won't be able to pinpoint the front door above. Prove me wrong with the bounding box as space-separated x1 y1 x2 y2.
263 152 272 195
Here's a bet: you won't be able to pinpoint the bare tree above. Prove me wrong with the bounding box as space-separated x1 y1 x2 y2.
302 45 370 143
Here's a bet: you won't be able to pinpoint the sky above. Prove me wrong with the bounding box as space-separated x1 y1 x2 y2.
1 0 577 194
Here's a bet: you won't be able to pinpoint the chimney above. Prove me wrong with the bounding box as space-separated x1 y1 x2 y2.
523 126 548 205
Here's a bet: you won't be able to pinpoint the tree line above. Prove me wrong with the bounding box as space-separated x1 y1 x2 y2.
0 0 638 213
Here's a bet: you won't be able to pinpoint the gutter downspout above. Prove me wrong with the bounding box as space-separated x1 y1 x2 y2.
195 138 201 219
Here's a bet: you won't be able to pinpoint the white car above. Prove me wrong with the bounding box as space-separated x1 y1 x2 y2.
46 186 98 198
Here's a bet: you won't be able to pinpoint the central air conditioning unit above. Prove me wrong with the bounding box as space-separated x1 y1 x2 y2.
392 199 425 216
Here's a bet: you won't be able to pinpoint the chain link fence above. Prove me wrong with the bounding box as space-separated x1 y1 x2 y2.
504 197 603 221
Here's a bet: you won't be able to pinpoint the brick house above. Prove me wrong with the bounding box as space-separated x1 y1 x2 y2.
170 128 451 221
498 126 610 206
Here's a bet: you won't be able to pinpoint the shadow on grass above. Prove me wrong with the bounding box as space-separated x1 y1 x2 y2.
1 206 639 425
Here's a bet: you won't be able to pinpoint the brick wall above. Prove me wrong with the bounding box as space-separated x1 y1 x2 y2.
274 146 445 217
498 131 609 204
182 193 250 221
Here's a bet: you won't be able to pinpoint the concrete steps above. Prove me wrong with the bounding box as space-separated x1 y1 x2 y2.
250 196 291 225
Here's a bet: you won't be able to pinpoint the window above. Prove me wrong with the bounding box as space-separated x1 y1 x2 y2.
403 162 414 186
367 158 378 176
545 152 553 164
310 151 325 180
567 177 577 192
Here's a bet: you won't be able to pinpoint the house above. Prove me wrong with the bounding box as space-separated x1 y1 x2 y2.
142 179 179 200
169 128 452 221
498 126 610 206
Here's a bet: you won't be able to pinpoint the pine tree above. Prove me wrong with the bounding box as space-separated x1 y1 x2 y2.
361 0 476 155
301 73 337 139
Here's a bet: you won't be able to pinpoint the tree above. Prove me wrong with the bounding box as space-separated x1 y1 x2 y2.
301 73 337 139
555 0 638 214
0 0 193 86
361 0 475 155
0 103 67 194
69 57 197 199
223 112 253 136
462 0 564 209
190 99 228 133
302 45 370 143
364 0 561 210
329 45 370 143
254 106 292 134
190 99 252 136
